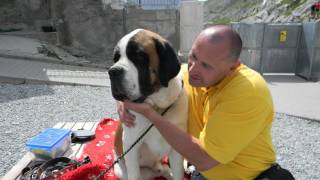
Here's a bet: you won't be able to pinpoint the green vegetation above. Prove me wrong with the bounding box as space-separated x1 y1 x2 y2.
0 28 22 33
209 17 231 25
238 1 259 20
209 0 256 24
281 0 307 16
240 1 256 9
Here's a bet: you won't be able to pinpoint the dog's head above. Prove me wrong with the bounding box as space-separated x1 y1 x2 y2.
108 29 180 102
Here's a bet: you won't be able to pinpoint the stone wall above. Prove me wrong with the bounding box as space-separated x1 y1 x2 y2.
0 0 53 30
0 0 179 64
125 8 180 51
56 1 179 62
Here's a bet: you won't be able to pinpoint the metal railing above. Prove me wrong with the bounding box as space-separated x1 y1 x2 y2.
120 0 180 9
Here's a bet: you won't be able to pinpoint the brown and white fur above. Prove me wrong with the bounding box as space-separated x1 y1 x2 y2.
108 29 188 180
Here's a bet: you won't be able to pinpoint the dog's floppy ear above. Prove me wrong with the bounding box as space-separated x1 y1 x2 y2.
154 38 180 87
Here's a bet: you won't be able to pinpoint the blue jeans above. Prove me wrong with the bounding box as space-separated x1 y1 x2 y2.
190 163 294 180
190 171 207 180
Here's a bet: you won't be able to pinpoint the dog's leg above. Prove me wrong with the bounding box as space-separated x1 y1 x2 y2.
123 129 142 180
114 157 128 180
169 150 184 180
154 163 173 180
124 145 141 180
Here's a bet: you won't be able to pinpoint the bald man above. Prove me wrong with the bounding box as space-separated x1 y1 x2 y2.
119 26 294 179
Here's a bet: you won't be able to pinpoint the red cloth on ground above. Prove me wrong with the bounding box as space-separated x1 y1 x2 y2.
60 164 111 180
61 118 118 180
60 118 188 180
317 3 320 10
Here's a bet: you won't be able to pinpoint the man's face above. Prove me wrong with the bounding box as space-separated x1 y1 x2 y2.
187 34 236 87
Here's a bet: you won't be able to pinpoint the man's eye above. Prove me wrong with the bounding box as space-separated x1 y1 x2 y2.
202 62 211 69
189 54 196 61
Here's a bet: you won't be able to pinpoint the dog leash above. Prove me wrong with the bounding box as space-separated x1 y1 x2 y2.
94 104 173 180
95 80 183 179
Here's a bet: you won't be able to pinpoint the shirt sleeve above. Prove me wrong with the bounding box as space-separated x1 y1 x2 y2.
199 95 273 164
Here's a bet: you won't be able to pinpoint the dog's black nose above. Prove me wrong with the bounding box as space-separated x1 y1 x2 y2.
108 67 124 77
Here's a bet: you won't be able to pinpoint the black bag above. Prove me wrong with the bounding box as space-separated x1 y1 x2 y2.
20 156 90 180
254 163 295 180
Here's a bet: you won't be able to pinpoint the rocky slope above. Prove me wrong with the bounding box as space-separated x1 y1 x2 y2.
204 0 320 24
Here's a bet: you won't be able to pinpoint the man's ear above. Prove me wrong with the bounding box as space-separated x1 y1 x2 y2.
227 59 240 76
154 38 180 87
231 60 240 69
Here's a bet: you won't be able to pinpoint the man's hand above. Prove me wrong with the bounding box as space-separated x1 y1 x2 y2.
117 101 136 127
123 101 155 120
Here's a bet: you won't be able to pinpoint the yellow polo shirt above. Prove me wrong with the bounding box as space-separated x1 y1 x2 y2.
182 64 276 179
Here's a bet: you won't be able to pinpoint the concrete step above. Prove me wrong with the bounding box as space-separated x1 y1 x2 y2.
0 57 109 86
0 31 57 45
0 35 106 68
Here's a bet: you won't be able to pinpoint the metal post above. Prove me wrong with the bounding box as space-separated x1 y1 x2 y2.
309 22 318 81
176 9 180 52
122 6 127 35
56 18 70 46
259 23 266 74
293 24 302 76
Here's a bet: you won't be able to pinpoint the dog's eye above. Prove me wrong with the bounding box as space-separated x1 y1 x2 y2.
136 52 148 64
150 67 157 74
113 50 120 63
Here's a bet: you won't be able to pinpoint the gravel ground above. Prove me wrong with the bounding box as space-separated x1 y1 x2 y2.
0 83 117 177
0 84 319 179
272 113 320 180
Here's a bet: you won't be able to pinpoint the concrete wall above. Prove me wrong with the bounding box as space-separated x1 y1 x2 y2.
232 22 302 74
1 0 179 64
125 8 179 50
231 23 264 72
19 0 51 25
296 22 320 81
312 23 320 80
261 23 301 73
56 0 124 61
232 22 320 80
179 0 204 62
0 0 47 30
0 0 20 26
57 0 179 62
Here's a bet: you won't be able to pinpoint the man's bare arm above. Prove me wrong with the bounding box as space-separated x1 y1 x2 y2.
146 109 219 171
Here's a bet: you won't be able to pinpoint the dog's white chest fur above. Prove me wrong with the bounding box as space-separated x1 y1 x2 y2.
115 76 188 180
123 113 170 156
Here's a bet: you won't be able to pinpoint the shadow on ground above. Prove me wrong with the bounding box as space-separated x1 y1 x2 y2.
264 75 308 84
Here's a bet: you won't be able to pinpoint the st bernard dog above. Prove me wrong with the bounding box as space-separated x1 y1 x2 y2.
108 29 188 180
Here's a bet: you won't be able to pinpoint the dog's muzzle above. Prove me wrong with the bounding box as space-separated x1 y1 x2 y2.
108 67 128 101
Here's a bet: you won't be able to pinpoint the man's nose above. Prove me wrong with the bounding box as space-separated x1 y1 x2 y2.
188 60 197 72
